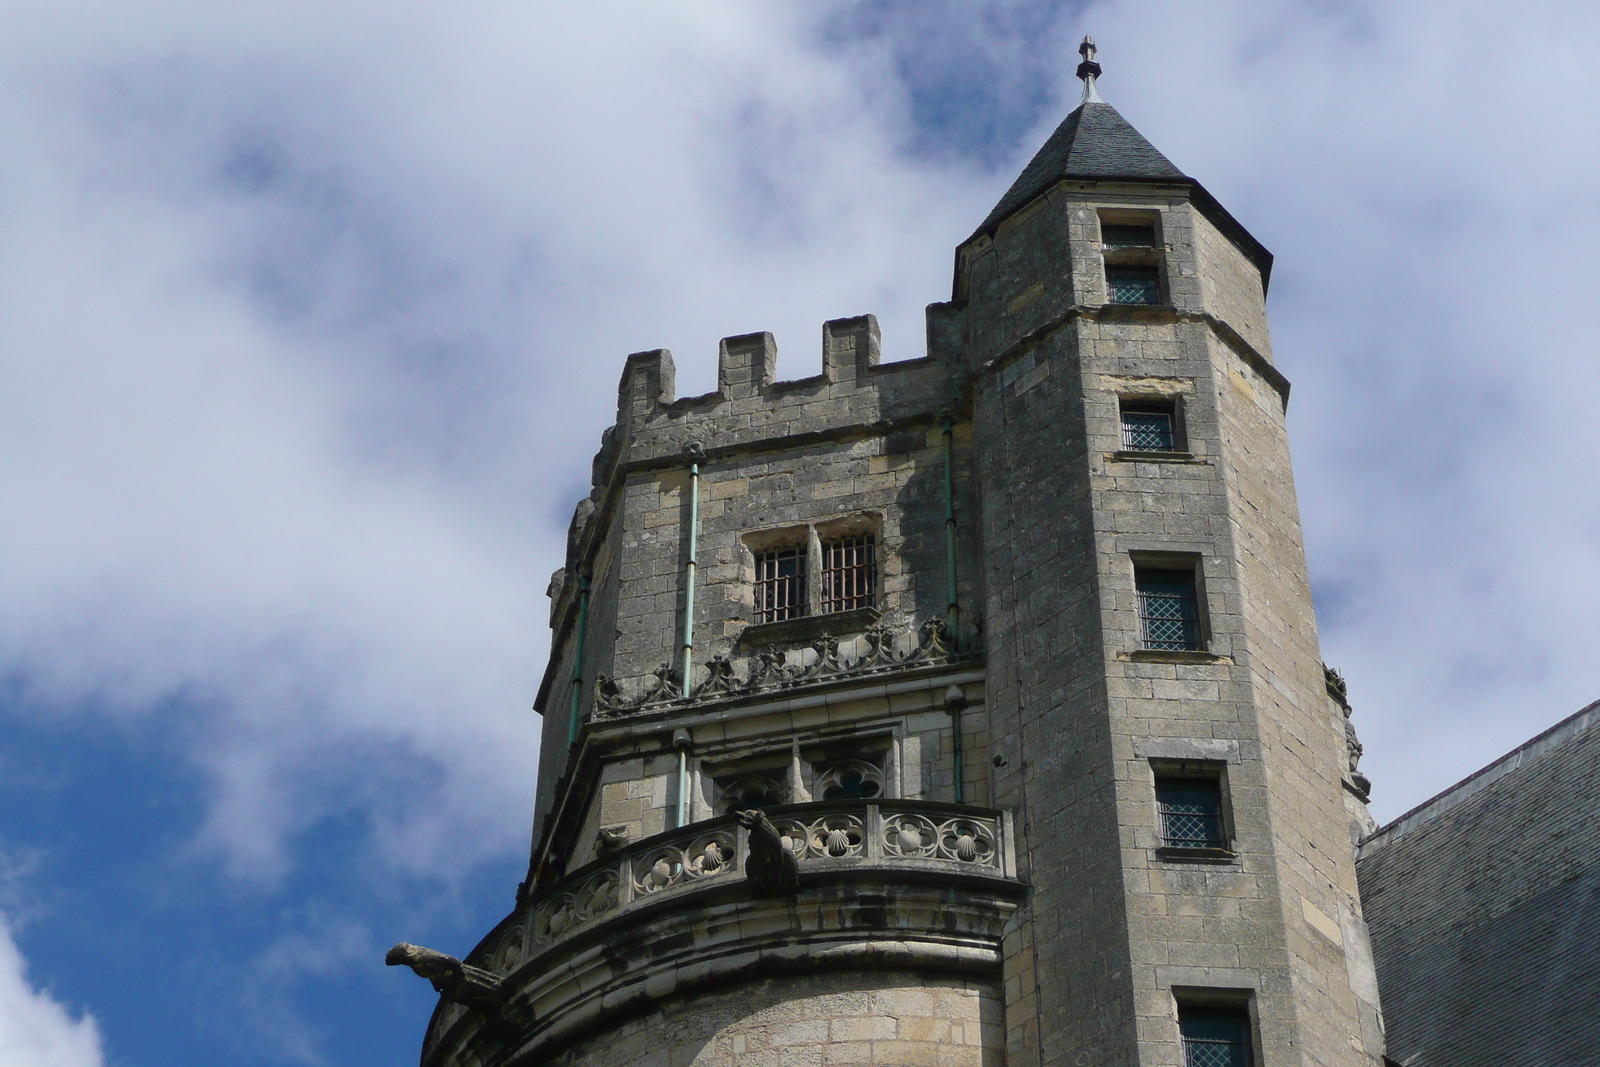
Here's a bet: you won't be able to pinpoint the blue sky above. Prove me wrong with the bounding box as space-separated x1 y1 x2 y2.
1 2 1597 1064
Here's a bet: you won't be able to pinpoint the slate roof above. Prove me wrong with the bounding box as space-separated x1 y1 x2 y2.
976 101 1186 236
1356 698 1600 1067
964 98 1273 293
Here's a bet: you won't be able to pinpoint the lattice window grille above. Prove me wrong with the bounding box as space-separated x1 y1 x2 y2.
1107 267 1160 305
754 546 806 623
1122 409 1175 451
821 534 876 614
1137 572 1201 651
1102 223 1156 248
1157 783 1226 849
1183 1037 1250 1067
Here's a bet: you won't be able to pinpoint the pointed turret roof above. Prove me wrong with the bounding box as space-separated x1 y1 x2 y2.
962 37 1272 292
975 101 1186 235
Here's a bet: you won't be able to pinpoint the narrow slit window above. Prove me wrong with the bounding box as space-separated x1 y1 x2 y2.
1107 265 1160 305
1179 1005 1253 1067
1135 566 1202 651
1121 400 1177 451
821 534 876 613
1102 222 1156 248
1156 777 1227 850
754 546 806 623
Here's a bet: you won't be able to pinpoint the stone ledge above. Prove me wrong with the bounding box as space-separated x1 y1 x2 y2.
738 607 881 648
1122 650 1233 666
1154 845 1239 865
1107 450 1205 464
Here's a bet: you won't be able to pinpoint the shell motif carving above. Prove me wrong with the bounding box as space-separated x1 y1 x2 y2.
771 814 866 859
631 832 737 895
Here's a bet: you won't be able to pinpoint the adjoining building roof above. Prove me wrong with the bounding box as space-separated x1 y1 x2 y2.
976 101 1186 235
1360 696 1600 855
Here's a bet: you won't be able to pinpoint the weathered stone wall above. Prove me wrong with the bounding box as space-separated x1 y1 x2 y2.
547 972 1005 1067
959 183 1379 1066
1358 699 1600 1067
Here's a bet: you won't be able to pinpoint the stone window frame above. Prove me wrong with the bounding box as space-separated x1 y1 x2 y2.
1117 394 1190 457
1129 551 1210 655
740 512 884 630
1171 990 1260 1067
1148 757 1238 862
1097 208 1169 306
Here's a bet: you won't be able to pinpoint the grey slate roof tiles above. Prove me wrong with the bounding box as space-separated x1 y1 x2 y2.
977 101 1186 236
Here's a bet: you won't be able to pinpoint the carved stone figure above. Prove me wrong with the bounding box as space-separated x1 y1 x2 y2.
737 809 800 895
385 943 506 1015
595 826 630 855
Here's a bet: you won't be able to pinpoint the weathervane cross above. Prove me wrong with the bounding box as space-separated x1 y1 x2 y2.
1076 35 1104 104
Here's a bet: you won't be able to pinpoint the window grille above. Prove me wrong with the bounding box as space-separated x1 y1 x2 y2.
754 546 806 623
1135 567 1202 651
1156 778 1226 849
1179 1008 1252 1067
821 534 876 614
1121 405 1176 451
1107 266 1160 305
1102 223 1156 248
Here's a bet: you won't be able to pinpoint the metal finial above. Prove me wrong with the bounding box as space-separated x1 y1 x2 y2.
1076 35 1104 104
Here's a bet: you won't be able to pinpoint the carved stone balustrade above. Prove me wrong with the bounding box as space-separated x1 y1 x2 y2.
421 800 1023 1067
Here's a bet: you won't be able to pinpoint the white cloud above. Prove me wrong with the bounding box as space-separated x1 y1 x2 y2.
0 0 1596 897
0 920 105 1067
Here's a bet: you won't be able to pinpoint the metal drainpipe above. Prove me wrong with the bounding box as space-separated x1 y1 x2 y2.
942 416 961 646
673 728 692 828
680 447 702 692
567 572 591 746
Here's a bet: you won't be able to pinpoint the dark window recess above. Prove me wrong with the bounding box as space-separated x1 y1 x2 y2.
1102 222 1156 248
1121 401 1177 451
817 759 884 800
1136 567 1202 651
821 534 876 613
1107 266 1160 305
755 546 806 623
717 775 784 815
1179 1006 1253 1067
1156 777 1227 849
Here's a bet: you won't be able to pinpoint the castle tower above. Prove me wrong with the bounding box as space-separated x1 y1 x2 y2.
393 41 1386 1067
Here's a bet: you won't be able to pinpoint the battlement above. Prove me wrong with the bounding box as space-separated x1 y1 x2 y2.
600 310 965 487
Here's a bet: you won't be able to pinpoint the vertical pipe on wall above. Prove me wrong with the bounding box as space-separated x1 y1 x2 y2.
674 728 692 828
680 446 702 692
567 572 591 746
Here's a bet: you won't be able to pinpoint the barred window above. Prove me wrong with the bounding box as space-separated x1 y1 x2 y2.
1136 566 1202 651
1107 265 1160 305
1179 1006 1252 1067
821 534 876 614
1102 222 1156 248
1121 400 1177 452
1156 777 1227 850
754 546 806 623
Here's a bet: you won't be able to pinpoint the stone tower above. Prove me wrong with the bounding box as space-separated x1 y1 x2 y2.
392 41 1387 1067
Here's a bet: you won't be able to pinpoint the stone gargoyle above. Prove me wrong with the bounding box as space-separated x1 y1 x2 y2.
385 943 507 1015
737 809 800 895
